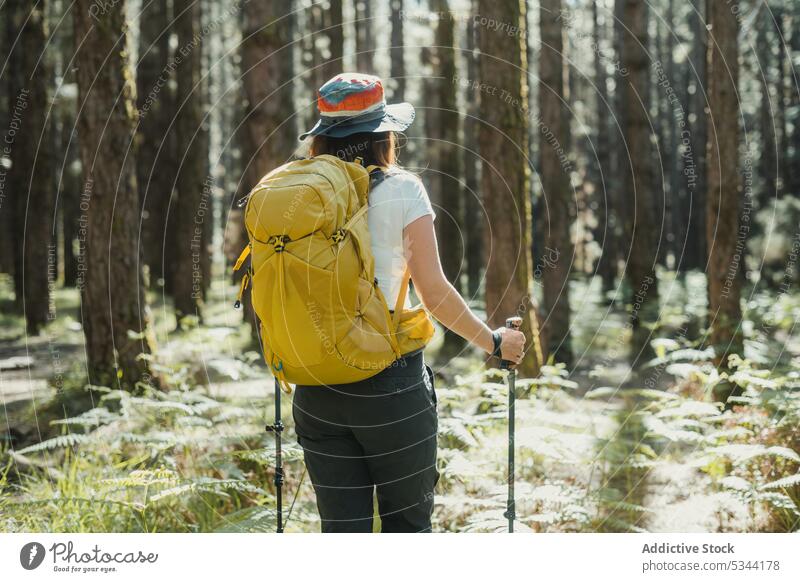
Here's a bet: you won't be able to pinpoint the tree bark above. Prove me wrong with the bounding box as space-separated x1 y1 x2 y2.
173 0 208 323
593 0 616 293
539 0 573 366
354 0 375 72
0 2 13 277
73 0 155 388
463 0 482 297
477 0 542 376
321 0 343 82
431 0 465 354
60 106 81 288
620 0 659 365
5 0 55 334
239 0 296 340
684 0 707 271
136 0 175 290
705 0 743 362
389 0 406 101
241 0 296 192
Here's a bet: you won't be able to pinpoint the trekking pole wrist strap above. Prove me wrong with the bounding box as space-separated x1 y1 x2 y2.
491 330 503 358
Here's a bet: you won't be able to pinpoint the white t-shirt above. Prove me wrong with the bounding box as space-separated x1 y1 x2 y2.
367 169 435 309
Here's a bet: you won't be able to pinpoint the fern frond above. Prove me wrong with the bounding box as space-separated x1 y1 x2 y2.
16 433 90 455
761 473 800 490
148 478 266 503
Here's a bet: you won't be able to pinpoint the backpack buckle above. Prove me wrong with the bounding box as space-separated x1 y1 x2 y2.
270 235 290 252
331 229 346 244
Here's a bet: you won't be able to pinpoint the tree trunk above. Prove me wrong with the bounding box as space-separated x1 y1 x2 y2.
539 0 573 366
477 0 542 377
5 0 55 333
705 0 743 362
60 107 81 288
173 0 207 323
790 7 800 197
73 0 155 389
757 8 777 205
431 0 464 354
241 0 296 192
0 3 13 277
354 0 375 72
463 0 482 297
684 0 707 271
593 0 615 294
321 0 344 82
240 0 296 341
620 0 659 365
136 0 175 290
773 7 788 198
389 0 406 101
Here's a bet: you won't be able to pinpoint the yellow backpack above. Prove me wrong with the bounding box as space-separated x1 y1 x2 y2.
234 155 435 392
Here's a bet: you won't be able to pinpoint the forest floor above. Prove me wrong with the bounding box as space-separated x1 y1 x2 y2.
1 271 799 533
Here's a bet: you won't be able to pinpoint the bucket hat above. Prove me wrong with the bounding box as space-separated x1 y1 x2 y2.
299 73 415 140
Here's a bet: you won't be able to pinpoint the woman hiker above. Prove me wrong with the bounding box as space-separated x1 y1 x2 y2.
291 73 526 532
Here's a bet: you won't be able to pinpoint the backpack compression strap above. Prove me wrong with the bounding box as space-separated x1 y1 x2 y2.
391 267 411 330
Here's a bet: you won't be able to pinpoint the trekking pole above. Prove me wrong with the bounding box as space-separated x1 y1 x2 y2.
501 316 522 533
266 376 284 533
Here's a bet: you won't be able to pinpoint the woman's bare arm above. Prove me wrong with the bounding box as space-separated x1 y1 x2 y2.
403 215 525 363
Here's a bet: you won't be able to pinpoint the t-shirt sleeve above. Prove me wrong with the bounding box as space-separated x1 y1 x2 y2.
401 176 436 228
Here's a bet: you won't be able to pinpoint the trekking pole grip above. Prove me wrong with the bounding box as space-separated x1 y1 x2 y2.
500 316 523 370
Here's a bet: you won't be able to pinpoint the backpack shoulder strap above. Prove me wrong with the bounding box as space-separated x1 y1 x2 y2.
366 164 386 188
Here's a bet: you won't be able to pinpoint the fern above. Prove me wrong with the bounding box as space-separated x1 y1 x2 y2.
761 473 800 490
148 478 266 503
16 433 90 455
214 506 277 533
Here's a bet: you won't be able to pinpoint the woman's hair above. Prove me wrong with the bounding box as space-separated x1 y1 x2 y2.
309 131 396 167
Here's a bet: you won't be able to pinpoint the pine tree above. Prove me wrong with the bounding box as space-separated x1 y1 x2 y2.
593 0 616 293
477 0 542 376
73 0 155 388
706 0 743 362
389 0 406 101
432 0 465 354
354 0 375 72
539 0 574 365
619 0 660 364
136 0 175 289
5 0 55 334
173 0 208 323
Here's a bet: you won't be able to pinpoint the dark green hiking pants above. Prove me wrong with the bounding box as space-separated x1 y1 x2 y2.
293 351 439 533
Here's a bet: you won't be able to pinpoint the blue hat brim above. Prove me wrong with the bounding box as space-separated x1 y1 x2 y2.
299 102 415 141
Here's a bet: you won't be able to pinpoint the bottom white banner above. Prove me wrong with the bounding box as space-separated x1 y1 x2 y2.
1 533 797 581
